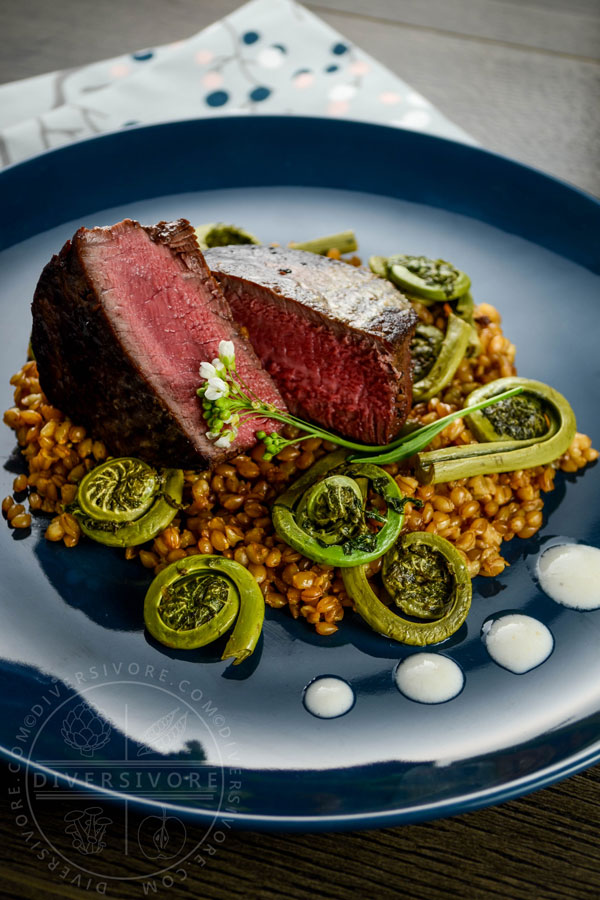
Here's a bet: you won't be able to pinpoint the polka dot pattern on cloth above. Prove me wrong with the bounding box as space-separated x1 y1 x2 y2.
205 90 229 107
0 0 473 168
249 86 272 102
131 50 154 62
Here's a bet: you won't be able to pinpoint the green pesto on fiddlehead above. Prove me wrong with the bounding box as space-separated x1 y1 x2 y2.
412 313 472 403
481 393 548 441
343 532 472 646
382 540 453 620
145 555 264 663
158 574 230 631
72 457 184 547
194 223 260 250
272 450 406 567
296 474 364 546
369 254 471 302
411 323 444 383
416 377 576 484
77 457 158 522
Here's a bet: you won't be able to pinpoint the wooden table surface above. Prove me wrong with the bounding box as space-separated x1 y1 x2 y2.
1 2 599 898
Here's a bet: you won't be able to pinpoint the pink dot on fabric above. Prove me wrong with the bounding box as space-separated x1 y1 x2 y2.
379 91 401 105
202 71 224 89
350 60 370 75
327 100 350 117
195 49 214 65
110 63 131 78
294 72 314 89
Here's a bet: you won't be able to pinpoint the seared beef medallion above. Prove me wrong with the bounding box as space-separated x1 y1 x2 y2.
206 245 417 445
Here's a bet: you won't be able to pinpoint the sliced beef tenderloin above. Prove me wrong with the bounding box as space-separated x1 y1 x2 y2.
31 219 285 467
205 245 418 445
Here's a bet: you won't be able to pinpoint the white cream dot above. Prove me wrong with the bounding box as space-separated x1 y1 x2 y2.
395 654 464 704
482 614 553 674
303 677 354 718
537 543 600 610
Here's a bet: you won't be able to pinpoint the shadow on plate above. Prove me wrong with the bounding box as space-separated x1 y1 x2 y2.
143 627 265 679
33 534 148 632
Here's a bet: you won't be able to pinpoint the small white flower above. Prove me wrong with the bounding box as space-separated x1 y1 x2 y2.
211 358 226 374
223 413 240 426
199 361 217 380
218 340 235 367
206 431 221 441
205 376 229 401
215 431 234 448
210 376 229 392
205 387 226 402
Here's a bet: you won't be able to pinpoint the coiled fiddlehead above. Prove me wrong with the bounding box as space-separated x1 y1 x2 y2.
272 449 406 566
343 532 472 645
72 457 183 547
144 555 264 663
369 254 471 302
416 377 576 484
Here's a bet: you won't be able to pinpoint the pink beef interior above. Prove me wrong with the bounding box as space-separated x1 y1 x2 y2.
81 225 282 454
226 284 400 445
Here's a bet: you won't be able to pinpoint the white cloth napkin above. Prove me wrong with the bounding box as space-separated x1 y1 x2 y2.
0 0 473 169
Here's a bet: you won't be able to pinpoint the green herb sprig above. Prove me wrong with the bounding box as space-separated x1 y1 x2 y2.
197 342 523 466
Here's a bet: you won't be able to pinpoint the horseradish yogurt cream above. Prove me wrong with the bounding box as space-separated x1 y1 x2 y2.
482 614 553 673
303 676 355 718
537 543 600 610
394 653 464 704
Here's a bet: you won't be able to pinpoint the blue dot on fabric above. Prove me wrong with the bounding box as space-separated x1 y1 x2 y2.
123 120 139 127
242 31 260 44
294 68 311 76
250 86 271 102
132 50 154 61
272 43 287 53
332 42 349 55
205 90 229 107
325 64 339 73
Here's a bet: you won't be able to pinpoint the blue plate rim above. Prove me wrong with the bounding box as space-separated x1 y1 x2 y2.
1 115 598 270
1 113 598 207
5 738 600 832
1 114 599 830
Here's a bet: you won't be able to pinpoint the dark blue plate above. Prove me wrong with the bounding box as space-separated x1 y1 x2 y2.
1 117 599 831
